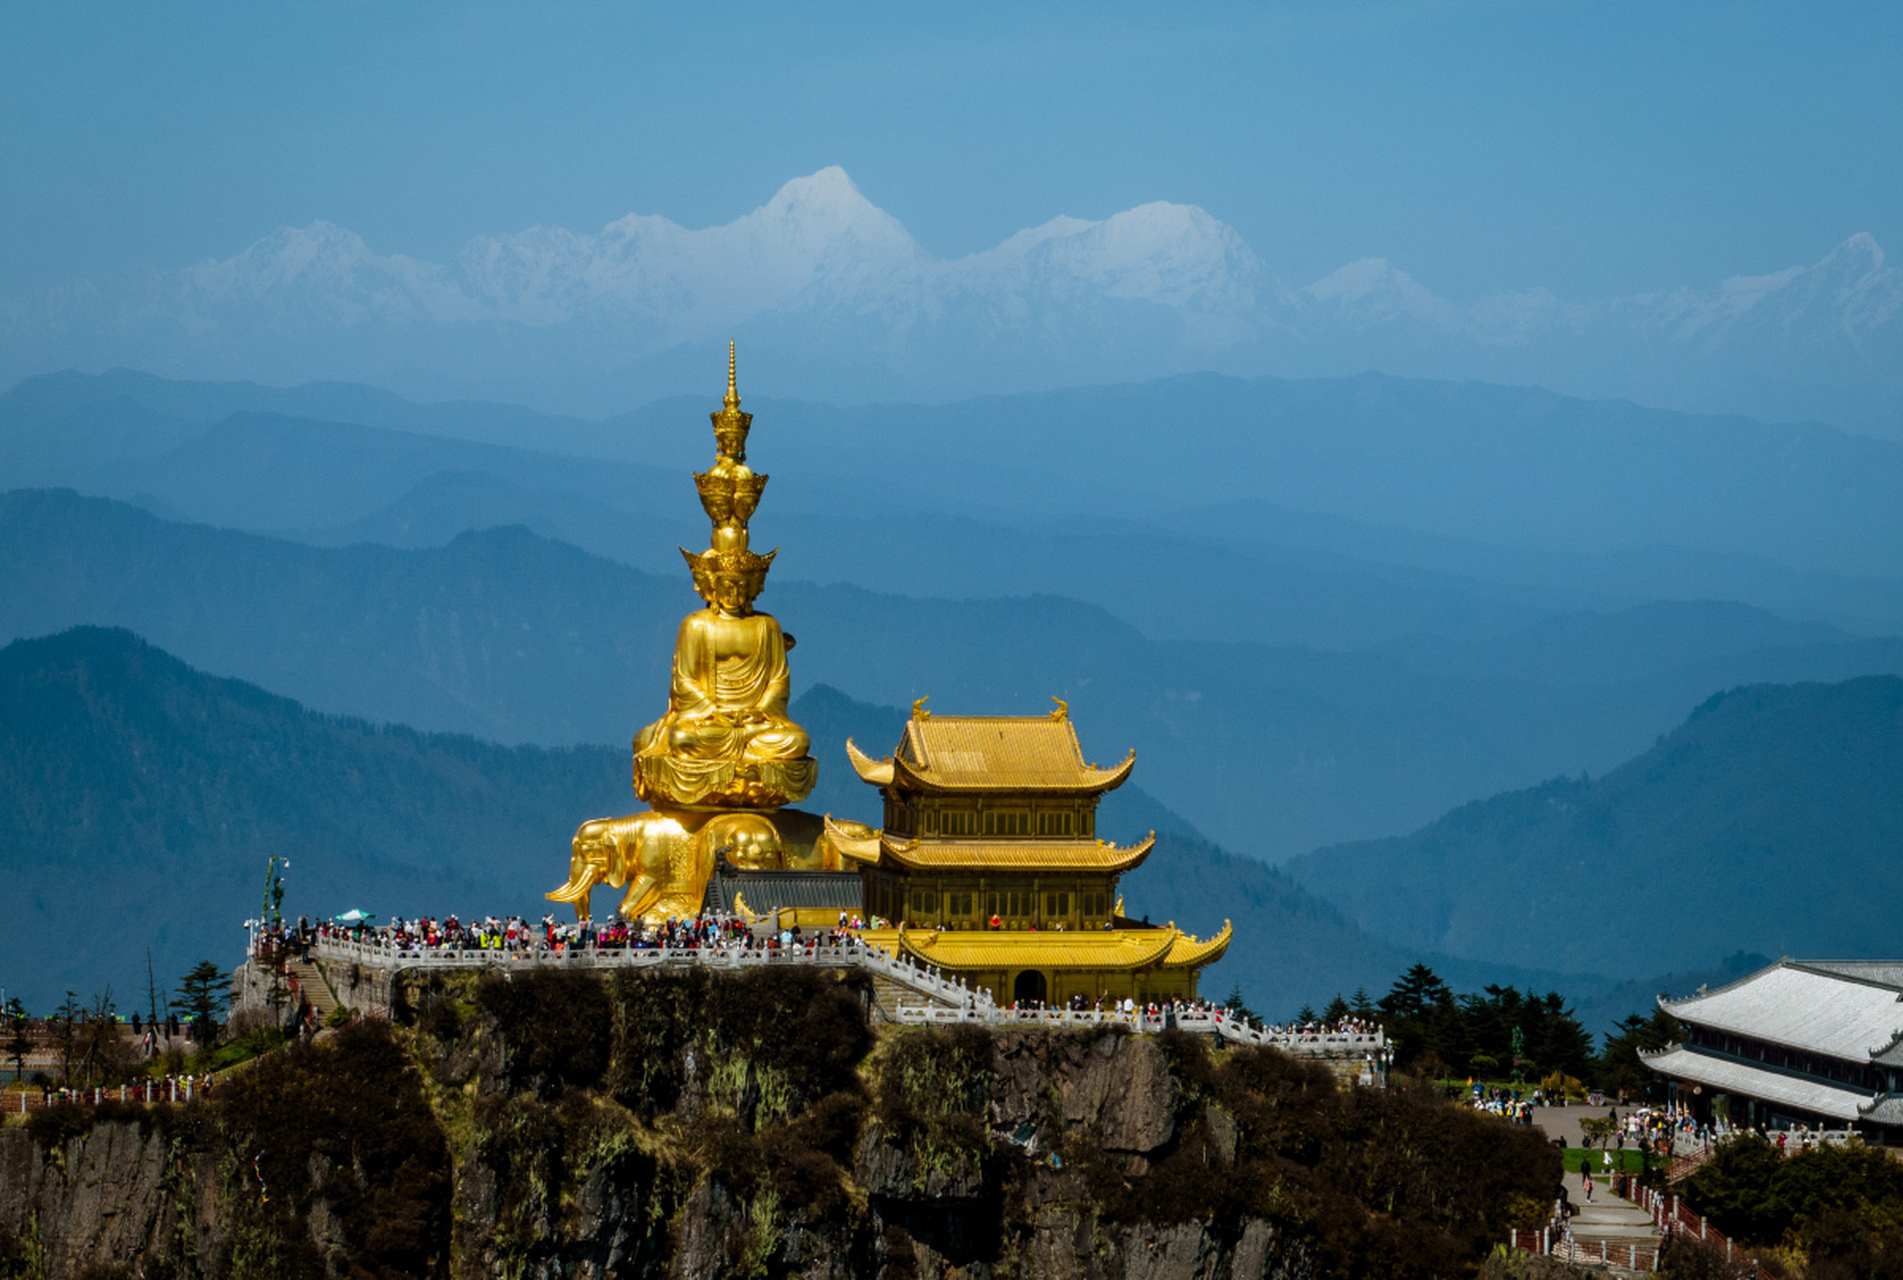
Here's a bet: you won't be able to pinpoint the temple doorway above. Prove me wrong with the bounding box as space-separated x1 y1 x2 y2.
1013 970 1047 1006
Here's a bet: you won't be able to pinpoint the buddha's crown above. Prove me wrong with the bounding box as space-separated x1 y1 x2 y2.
709 341 752 462
681 546 776 604
683 344 776 605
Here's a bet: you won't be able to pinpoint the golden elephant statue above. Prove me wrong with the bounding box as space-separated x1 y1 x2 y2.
546 807 846 922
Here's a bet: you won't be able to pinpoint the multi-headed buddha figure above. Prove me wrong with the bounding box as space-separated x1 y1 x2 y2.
548 347 840 921
632 358 816 808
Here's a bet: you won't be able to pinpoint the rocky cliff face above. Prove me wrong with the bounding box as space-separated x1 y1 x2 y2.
0 969 1556 1279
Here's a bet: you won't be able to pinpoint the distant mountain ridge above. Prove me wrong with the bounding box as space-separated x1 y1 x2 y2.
3 168 1897 425
10 368 1903 608
1284 676 1903 976
6 488 1903 863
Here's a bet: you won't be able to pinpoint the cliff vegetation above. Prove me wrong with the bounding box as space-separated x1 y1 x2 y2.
1 968 1558 1280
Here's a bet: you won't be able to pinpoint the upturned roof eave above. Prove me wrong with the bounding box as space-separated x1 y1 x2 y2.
877 831 1157 873
888 749 1137 795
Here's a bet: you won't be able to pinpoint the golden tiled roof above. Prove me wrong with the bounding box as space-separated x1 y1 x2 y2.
846 712 1136 793
877 832 1156 873
821 814 884 864
844 739 894 786
1164 920 1232 968
881 925 1187 971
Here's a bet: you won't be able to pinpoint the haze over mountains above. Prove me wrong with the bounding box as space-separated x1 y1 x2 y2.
10 367 1903 633
5 169 1899 429
8 488 1903 865
3 360 1901 1016
1287 676 1903 977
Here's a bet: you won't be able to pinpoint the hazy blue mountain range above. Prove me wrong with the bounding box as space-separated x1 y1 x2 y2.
1285 676 1903 977
7 489 1903 863
4 170 1898 430
0 626 628 1014
8 368 1903 641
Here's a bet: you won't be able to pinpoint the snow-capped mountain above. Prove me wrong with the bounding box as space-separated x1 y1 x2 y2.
4 166 1898 426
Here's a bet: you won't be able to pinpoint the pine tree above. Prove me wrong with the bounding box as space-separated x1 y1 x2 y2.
176 960 227 1045
4 998 30 1086
1221 984 1259 1023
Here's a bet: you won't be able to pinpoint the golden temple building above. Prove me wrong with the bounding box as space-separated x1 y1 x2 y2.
549 346 1231 1006
826 700 1230 1007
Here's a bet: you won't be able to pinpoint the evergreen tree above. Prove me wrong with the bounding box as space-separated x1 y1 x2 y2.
1321 993 1351 1024
1597 1008 1681 1099
53 990 81 1084
1378 964 1458 1071
4 997 29 1085
1379 964 1456 1020
1221 984 1259 1024
177 960 227 1044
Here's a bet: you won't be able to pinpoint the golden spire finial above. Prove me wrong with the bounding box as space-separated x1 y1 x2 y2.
724 340 740 411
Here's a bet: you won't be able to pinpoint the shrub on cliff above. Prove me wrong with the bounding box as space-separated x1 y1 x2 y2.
1079 1036 1560 1278
205 1020 452 1280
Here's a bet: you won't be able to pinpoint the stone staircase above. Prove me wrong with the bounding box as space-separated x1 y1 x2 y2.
1666 1145 1715 1182
1545 1186 1664 1272
285 959 340 1021
867 970 969 1023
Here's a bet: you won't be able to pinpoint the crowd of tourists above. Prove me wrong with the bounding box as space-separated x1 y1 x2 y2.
1263 1016 1382 1040
1469 1085 1541 1124
260 911 877 958
1621 1104 1854 1155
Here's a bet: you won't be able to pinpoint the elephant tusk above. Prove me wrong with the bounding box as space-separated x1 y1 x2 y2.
545 865 601 903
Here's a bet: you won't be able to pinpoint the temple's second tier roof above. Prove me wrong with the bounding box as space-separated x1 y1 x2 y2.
876 920 1231 972
879 832 1155 873
824 819 1156 873
847 713 1135 794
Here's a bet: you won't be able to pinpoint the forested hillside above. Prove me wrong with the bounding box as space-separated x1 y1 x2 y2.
1286 677 1903 975
0 627 627 1010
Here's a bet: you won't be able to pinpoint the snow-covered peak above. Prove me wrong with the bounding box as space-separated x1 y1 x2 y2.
12 172 1896 416
1303 258 1457 329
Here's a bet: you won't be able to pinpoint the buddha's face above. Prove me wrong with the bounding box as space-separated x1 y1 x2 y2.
711 574 751 617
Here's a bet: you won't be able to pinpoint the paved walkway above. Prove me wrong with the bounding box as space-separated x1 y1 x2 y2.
1569 1189 1659 1246
1522 1100 1630 1148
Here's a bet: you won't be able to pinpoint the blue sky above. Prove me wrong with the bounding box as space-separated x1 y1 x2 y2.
3 0 1898 298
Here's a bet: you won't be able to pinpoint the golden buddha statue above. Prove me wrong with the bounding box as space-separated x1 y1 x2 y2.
632 348 816 809
548 346 833 921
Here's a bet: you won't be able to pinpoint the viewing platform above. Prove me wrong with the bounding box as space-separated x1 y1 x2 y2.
239 930 1385 1077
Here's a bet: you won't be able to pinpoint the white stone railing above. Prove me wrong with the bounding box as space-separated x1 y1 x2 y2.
891 1001 1385 1054
304 933 992 1008
296 934 1383 1056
